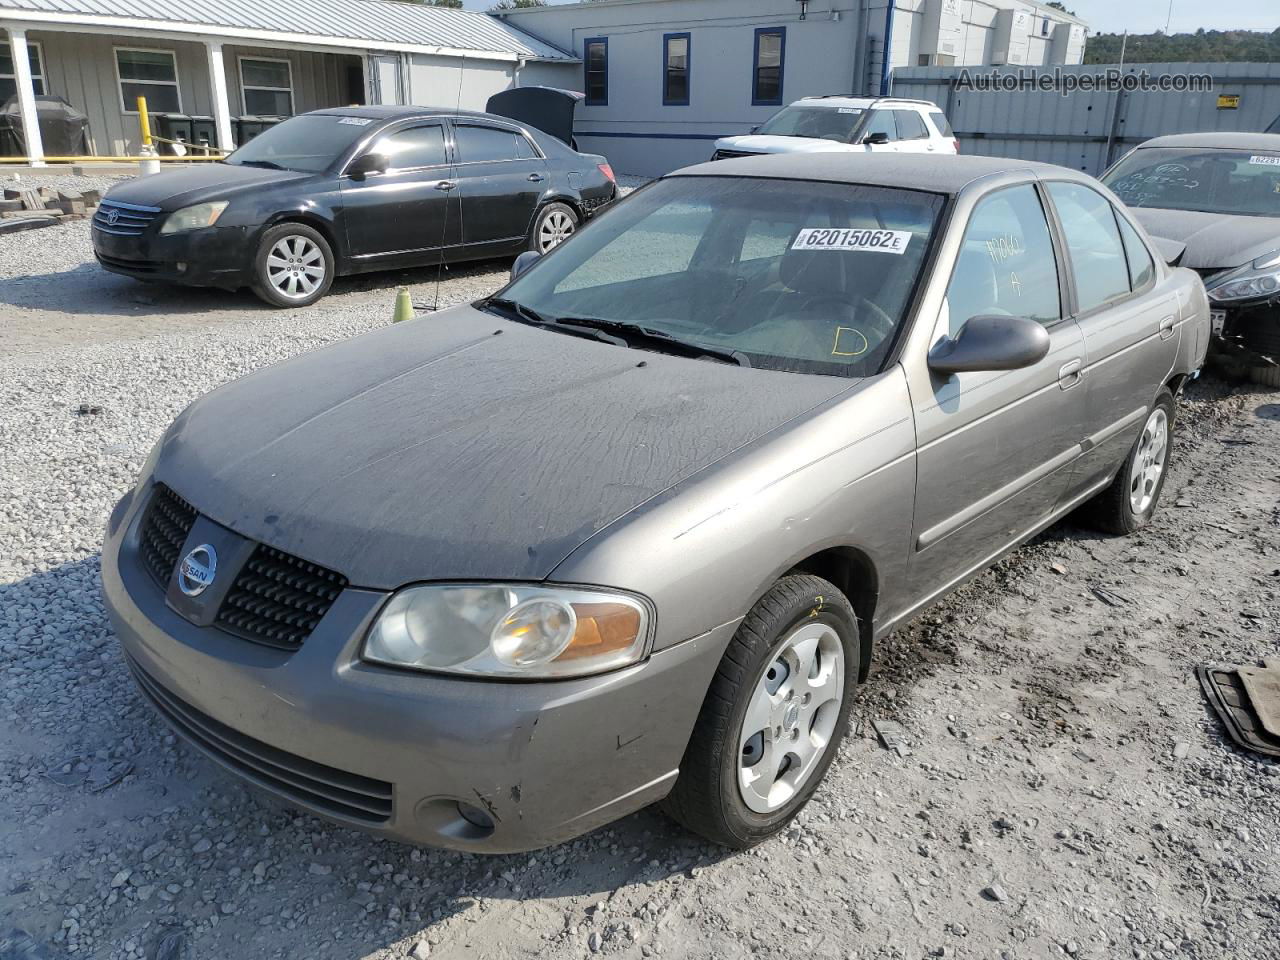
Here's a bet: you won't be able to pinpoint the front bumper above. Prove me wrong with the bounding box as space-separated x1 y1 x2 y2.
1211 300 1280 367
92 223 250 291
101 483 734 853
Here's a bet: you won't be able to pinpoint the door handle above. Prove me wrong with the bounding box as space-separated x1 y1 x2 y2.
1158 315 1176 340
527 173 546 182
434 180 456 192
1058 358 1083 389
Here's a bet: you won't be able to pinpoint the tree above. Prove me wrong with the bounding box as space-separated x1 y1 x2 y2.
1083 28 1280 64
406 0 463 7
491 0 547 9
1044 2 1076 14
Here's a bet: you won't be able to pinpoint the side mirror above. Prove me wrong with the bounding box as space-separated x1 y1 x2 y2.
863 131 890 146
749 125 760 134
511 250 542 281
348 152 388 179
927 315 1051 375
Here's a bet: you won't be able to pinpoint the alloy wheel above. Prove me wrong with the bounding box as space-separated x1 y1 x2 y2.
538 210 576 252
738 622 845 814
266 235 326 300
1128 407 1168 515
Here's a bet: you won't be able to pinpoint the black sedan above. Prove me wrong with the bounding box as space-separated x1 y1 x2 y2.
92 106 618 307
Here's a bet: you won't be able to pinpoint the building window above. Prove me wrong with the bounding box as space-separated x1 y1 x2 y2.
115 48 180 114
584 37 608 106
663 32 690 106
240 57 294 116
752 27 785 106
0 40 45 102
1042 17 1051 36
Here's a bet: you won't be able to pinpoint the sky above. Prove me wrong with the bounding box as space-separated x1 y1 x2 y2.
463 0 1277 37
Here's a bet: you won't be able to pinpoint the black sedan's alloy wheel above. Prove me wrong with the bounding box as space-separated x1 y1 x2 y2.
530 202 579 254
252 223 335 309
661 574 860 848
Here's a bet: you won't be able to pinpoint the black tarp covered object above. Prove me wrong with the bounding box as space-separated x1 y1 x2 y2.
0 95 91 156
485 86 584 148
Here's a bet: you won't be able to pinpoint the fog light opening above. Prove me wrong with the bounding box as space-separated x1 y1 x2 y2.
457 800 495 832
176 262 188 273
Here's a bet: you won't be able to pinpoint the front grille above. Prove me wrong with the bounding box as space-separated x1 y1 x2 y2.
712 149 760 161
139 484 198 589
93 198 162 237
127 656 393 824
97 252 162 273
215 544 348 651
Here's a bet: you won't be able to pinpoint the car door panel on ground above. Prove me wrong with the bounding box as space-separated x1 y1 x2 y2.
451 121 548 255
907 183 1087 599
1044 181 1181 493
340 121 460 263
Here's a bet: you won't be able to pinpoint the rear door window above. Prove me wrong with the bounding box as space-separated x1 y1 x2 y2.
454 124 529 163
945 184 1062 335
894 110 928 140
1046 181 1134 314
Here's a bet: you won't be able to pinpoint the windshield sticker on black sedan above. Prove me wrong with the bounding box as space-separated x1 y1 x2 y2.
1249 155 1280 166
338 117 374 126
792 228 911 254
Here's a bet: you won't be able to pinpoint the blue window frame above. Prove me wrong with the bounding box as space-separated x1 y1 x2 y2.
663 32 691 106
584 36 608 106
752 27 785 106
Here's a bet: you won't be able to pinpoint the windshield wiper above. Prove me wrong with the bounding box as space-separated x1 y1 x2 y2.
554 316 753 367
484 296 550 327
235 159 287 170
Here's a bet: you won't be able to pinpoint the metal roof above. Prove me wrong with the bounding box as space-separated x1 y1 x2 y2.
0 0 577 60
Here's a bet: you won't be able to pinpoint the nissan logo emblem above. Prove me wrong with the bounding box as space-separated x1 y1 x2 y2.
178 544 217 597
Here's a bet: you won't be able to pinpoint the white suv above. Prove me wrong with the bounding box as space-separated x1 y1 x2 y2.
712 97 958 160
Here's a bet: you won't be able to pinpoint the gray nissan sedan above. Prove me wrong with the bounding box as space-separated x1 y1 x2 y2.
103 154 1208 853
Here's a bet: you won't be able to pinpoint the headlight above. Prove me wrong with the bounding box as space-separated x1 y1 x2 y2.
1206 251 1280 303
159 201 228 234
363 584 651 679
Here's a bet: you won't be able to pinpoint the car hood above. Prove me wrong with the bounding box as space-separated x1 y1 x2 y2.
153 307 854 590
1127 207 1280 272
104 164 313 210
716 135 858 155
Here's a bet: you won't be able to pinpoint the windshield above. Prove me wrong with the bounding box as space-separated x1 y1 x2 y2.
497 176 943 378
755 105 865 142
225 114 376 173
1102 147 1280 218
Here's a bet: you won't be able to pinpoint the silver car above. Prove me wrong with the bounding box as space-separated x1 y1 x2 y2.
102 154 1208 853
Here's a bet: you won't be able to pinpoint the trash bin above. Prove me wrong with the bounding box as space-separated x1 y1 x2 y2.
188 114 218 152
155 112 193 155
234 115 268 143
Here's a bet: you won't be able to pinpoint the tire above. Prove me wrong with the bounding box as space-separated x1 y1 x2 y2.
250 223 335 308
661 574 860 848
528 202 579 254
1250 366 1280 389
1085 387 1176 535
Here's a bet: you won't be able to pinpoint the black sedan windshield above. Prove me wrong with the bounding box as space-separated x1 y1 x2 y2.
756 105 865 142
226 114 375 173
499 176 942 377
1103 147 1280 218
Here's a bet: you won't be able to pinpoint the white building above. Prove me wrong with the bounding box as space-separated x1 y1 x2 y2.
0 0 577 162
497 0 1087 176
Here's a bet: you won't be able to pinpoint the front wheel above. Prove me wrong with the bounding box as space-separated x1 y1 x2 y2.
661 575 859 848
251 223 334 308
529 202 579 254
1086 387 1176 535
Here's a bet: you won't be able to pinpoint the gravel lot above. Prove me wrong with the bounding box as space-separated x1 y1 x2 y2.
1 187 1278 960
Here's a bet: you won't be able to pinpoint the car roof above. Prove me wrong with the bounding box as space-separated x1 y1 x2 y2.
673 153 1074 195
1134 132 1280 151
792 96 939 111
311 105 508 123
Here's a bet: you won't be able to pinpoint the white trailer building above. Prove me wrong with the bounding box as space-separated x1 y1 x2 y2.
496 0 1088 176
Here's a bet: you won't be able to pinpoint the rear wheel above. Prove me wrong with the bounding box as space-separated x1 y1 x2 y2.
661 575 859 848
529 202 579 254
251 223 334 308
1085 387 1175 535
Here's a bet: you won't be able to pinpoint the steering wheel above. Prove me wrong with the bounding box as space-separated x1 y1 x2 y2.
799 295 898 350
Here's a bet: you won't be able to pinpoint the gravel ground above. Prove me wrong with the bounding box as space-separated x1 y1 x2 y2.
1 181 1279 960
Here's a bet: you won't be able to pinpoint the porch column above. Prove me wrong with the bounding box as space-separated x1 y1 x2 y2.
205 41 235 150
8 28 44 165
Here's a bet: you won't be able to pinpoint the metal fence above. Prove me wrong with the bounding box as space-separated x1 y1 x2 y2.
890 61 1280 175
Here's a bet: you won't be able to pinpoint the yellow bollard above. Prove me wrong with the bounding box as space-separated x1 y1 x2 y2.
136 96 153 147
392 287 414 324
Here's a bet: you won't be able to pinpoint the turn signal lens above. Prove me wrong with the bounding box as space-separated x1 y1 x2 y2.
364 584 650 679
